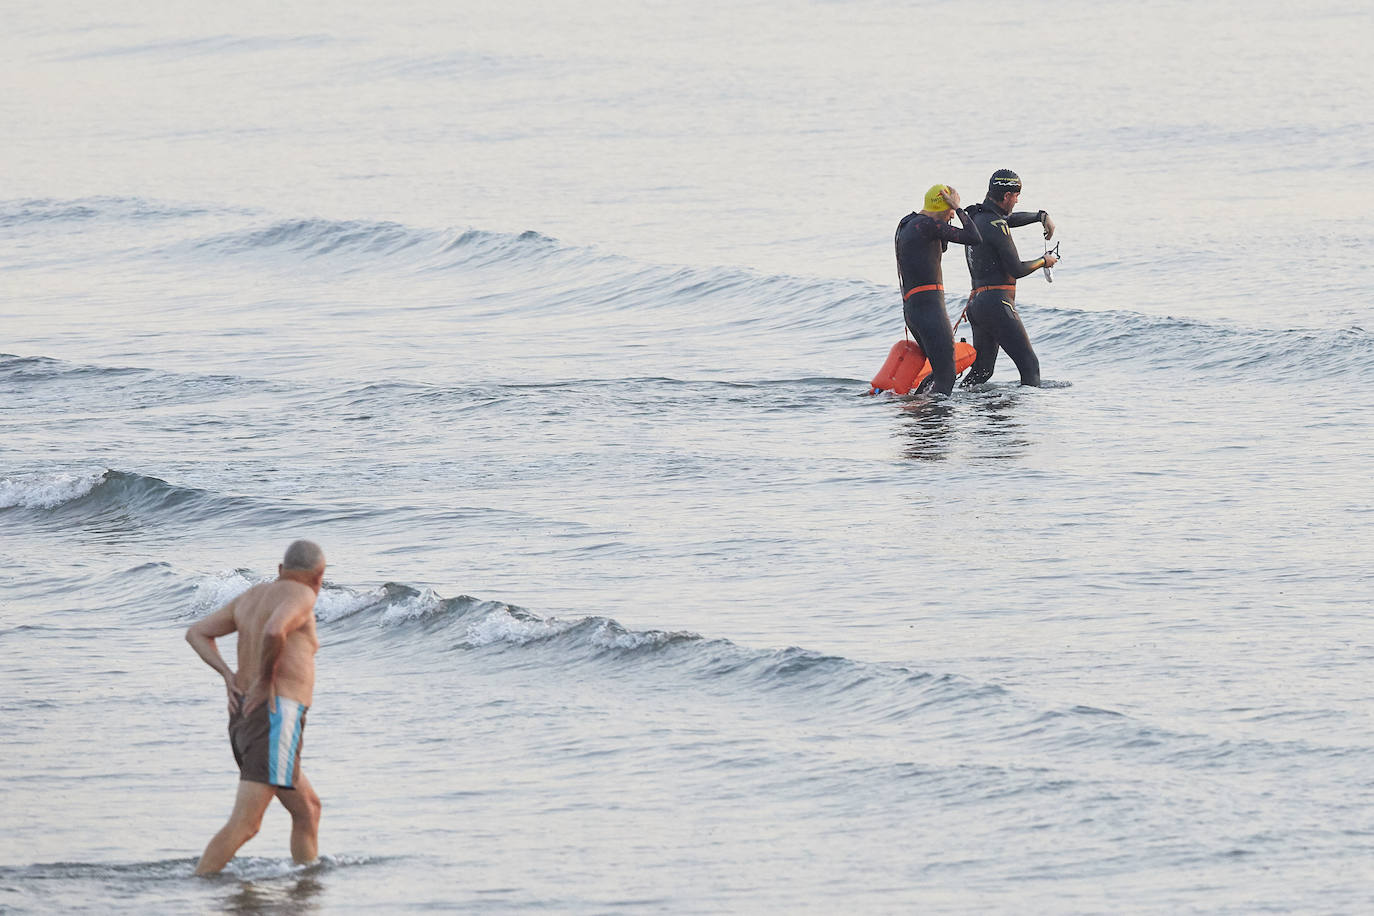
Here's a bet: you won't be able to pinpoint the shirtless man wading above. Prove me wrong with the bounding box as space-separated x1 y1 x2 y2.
186 539 325 875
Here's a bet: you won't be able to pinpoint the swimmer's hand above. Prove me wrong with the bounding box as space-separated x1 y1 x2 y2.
939 187 961 210
1039 210 1055 240
1043 251 1059 269
223 675 245 714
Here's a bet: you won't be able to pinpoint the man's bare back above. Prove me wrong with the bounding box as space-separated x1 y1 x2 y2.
186 539 326 875
224 578 320 708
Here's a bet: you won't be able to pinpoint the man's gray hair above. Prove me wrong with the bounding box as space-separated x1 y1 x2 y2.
282 539 326 571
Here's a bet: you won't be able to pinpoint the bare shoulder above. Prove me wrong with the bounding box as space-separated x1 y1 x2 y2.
266 579 320 628
223 582 270 622
189 582 260 636
272 579 317 605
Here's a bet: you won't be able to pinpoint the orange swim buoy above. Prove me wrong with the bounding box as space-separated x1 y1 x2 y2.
913 340 977 388
869 339 927 395
869 339 977 395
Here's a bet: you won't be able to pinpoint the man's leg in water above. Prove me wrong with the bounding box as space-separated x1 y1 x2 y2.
904 298 957 394
993 302 1041 386
275 771 323 864
903 309 927 355
195 780 276 874
961 298 1000 386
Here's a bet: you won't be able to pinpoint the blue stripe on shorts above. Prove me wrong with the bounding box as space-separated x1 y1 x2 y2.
267 696 308 788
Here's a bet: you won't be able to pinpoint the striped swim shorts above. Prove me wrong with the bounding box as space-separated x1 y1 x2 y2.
229 696 308 789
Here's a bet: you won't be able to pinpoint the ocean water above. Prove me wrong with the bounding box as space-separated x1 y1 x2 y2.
2 0 1373 912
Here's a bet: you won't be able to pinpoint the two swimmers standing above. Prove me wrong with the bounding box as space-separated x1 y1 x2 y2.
892 169 1057 393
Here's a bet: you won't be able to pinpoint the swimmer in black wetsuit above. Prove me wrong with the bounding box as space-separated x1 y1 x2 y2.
894 184 982 395
961 169 1058 387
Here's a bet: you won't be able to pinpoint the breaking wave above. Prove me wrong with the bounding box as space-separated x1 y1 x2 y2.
172 571 1365 774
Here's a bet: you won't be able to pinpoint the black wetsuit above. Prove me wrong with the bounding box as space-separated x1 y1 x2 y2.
893 209 981 394
961 200 1051 386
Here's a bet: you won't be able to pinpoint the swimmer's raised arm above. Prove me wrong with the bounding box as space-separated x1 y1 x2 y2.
1006 209 1055 240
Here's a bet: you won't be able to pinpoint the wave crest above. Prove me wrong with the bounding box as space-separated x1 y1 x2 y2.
189 217 566 272
169 574 1241 758
0 469 106 509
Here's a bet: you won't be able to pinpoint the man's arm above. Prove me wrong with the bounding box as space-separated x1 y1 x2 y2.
186 601 242 712
989 218 1050 279
1007 209 1055 239
243 588 316 711
934 208 983 247
934 188 983 247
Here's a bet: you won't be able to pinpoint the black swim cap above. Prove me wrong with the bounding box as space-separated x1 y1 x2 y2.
988 169 1022 194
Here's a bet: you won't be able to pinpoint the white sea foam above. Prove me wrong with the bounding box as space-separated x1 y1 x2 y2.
464 607 575 647
458 605 691 650
184 578 435 623
310 585 380 623
0 469 105 509
589 620 689 650
221 856 315 881
187 569 257 612
379 588 445 623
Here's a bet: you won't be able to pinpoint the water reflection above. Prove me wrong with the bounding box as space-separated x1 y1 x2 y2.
897 397 955 461
964 386 1032 459
896 386 1034 461
219 875 324 915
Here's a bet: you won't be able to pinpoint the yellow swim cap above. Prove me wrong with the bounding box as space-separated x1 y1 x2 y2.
923 184 951 212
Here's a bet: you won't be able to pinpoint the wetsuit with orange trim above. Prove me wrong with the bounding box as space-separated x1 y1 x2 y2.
893 209 981 394
960 200 1053 386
